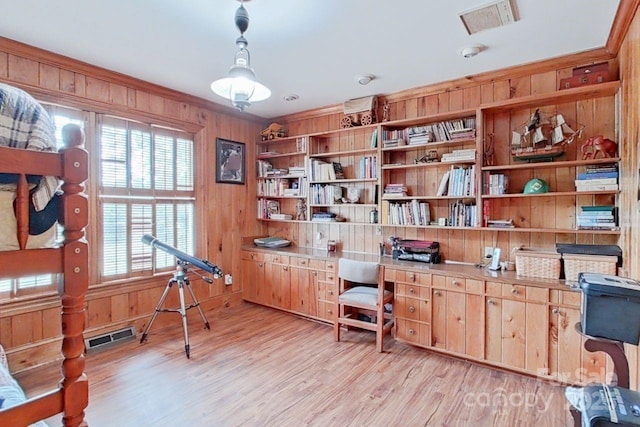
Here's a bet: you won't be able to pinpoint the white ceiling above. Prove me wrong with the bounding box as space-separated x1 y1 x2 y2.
0 0 621 119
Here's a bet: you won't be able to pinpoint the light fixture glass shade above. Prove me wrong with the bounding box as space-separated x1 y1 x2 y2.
210 3 270 112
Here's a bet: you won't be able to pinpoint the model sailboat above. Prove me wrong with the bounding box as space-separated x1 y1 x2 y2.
511 109 584 161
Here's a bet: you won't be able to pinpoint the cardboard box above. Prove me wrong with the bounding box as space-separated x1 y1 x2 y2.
579 273 640 344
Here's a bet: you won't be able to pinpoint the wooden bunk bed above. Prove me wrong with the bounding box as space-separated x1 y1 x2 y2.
0 92 89 427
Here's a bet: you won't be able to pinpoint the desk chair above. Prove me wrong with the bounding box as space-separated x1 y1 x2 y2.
334 258 393 352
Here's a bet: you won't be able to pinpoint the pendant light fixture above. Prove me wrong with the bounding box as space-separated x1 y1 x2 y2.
210 0 271 111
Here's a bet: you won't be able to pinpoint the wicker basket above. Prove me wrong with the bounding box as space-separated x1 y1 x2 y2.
515 248 561 279
563 254 618 282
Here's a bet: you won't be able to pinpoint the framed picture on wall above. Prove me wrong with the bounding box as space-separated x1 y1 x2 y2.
216 138 245 185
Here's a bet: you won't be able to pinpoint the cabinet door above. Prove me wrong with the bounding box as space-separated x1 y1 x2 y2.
465 293 484 359
446 291 466 354
501 299 526 369
485 296 502 363
431 289 446 349
264 261 290 309
290 264 314 316
525 301 548 375
241 258 264 303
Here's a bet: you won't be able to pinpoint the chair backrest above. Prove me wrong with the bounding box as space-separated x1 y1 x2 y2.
338 258 379 285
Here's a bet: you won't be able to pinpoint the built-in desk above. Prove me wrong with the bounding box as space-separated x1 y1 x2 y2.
241 243 610 385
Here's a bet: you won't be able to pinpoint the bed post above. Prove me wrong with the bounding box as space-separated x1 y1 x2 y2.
58 124 89 427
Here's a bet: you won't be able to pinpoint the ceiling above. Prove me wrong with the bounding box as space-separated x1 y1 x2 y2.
0 0 622 119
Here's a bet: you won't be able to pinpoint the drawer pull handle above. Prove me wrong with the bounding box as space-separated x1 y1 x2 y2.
258 263 263 267
434 291 441 296
511 288 518 294
488 299 496 305
408 328 415 335
283 266 288 271
409 274 416 282
327 309 332 314
328 290 333 295
301 260 306 265
251 253 255 259
409 306 415 313
409 287 416 294
453 280 460 286
552 308 559 315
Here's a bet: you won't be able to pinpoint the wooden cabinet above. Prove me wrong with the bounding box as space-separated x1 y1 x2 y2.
241 249 337 324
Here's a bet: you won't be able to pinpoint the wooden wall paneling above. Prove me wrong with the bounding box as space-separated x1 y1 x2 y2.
110 294 129 323
38 63 59 90
0 316 12 347
463 85 481 109
0 52 7 78
448 89 464 111
109 82 128 106
509 76 531 99
87 297 112 328
525 300 548 373
501 299 526 369
7 54 38 84
493 80 512 102
424 94 439 116
59 69 75 93
437 92 450 114
41 307 61 339
531 70 557 95
85 76 110 103
405 97 418 119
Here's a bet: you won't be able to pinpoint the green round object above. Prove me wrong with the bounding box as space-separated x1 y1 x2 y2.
523 178 549 194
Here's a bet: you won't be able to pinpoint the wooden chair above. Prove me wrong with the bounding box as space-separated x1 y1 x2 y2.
334 258 394 352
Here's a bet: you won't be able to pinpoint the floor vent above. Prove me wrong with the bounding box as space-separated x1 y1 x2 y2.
85 326 136 353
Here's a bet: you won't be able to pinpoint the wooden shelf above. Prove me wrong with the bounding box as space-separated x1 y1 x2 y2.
477 226 620 234
309 147 377 158
479 81 620 113
382 160 474 170
257 195 306 199
381 138 475 152
310 178 377 184
481 190 619 199
257 175 306 180
257 151 306 159
381 108 477 129
310 203 377 208
256 136 303 146
482 157 620 172
383 195 476 201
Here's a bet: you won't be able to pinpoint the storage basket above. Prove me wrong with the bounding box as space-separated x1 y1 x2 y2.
515 248 561 279
563 254 617 282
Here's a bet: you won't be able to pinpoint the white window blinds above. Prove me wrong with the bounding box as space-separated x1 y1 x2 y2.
98 116 195 280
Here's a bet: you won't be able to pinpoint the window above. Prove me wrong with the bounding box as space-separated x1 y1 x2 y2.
98 116 195 280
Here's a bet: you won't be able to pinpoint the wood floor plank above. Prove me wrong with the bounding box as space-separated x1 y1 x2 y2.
15 303 574 426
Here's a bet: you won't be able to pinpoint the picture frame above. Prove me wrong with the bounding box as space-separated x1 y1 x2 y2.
215 138 245 185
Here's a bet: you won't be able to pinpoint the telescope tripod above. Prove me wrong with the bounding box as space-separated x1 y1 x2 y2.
140 262 210 358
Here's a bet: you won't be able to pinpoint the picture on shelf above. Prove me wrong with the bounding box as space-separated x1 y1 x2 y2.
216 138 245 184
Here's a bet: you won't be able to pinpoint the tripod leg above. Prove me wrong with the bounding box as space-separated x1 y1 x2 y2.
140 279 175 343
177 281 190 358
185 278 210 330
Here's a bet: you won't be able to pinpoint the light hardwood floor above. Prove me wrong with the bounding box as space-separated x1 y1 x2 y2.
16 303 574 426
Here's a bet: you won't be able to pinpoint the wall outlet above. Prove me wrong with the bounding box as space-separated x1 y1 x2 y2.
375 226 382 236
224 274 233 285
484 246 495 258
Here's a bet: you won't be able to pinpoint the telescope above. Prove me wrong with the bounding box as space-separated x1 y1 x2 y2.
141 234 223 279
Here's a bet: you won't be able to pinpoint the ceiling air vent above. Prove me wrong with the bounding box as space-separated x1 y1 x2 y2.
459 0 518 35
85 326 136 353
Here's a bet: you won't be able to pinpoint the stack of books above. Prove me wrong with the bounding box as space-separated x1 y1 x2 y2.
448 201 477 227
382 129 405 147
487 219 515 228
310 184 342 205
483 172 509 195
288 165 306 177
449 128 476 140
575 165 618 191
577 205 617 230
383 183 408 198
441 149 476 163
311 211 344 222
405 126 434 145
